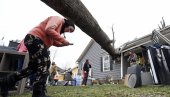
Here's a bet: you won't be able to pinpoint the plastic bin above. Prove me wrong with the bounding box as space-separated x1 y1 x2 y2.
76 75 82 86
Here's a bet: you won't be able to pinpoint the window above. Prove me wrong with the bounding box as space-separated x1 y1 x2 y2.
102 55 110 71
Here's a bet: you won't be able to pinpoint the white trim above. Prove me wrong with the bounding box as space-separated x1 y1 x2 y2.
89 68 92 78
121 53 123 79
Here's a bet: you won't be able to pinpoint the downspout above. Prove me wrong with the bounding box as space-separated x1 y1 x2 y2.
121 52 124 79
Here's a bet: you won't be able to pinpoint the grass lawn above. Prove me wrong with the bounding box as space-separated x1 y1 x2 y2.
9 84 170 97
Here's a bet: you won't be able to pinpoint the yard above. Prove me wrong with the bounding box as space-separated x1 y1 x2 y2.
9 84 170 97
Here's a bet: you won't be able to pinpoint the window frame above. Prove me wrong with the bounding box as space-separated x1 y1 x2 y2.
102 55 110 72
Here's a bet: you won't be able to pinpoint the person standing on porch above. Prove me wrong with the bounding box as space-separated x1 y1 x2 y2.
127 50 138 66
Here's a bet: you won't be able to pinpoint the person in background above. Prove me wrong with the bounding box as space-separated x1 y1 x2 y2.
17 40 28 71
53 74 59 86
49 62 57 85
137 55 146 72
0 16 75 97
63 68 73 86
82 59 91 86
127 50 138 66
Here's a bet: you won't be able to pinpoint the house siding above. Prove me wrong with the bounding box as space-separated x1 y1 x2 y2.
79 41 121 80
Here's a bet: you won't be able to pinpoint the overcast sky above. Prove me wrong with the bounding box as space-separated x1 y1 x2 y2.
1 0 170 69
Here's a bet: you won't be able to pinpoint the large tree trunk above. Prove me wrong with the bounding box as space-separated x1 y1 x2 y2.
41 0 118 58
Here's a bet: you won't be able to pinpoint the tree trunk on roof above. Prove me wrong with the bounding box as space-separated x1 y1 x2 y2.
41 0 118 58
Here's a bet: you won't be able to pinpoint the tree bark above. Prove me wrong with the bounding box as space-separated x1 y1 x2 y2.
41 0 118 58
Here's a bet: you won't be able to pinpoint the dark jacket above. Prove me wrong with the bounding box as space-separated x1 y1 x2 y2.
83 63 91 73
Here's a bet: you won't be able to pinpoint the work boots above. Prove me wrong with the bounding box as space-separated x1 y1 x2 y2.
32 83 51 97
0 73 18 97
